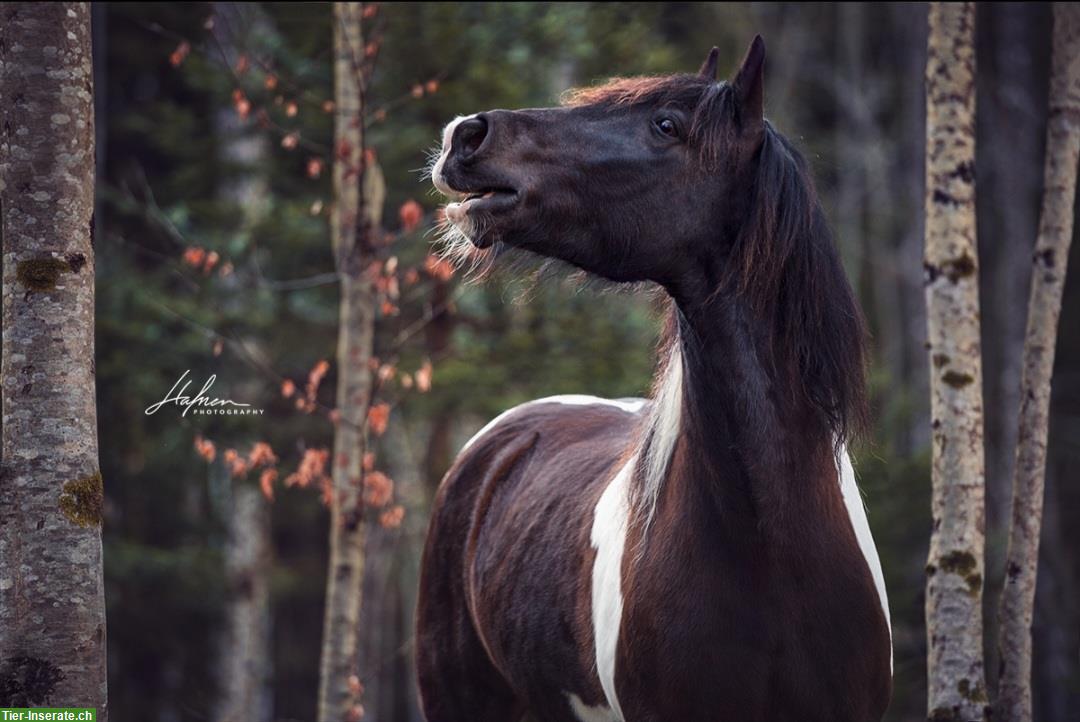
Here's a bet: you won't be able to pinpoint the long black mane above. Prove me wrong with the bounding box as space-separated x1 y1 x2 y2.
728 120 869 445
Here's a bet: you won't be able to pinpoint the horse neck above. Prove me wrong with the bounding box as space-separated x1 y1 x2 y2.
641 298 839 538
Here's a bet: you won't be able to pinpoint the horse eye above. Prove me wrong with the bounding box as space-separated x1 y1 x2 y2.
655 118 679 138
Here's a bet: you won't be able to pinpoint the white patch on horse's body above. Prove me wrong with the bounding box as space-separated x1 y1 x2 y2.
460 395 647 454
589 456 635 722
566 692 619 722
837 447 893 672
636 344 683 526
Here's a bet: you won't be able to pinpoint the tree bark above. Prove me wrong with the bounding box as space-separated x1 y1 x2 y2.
318 4 383 721
996 5 1080 721
923 4 989 720
216 485 273 722
0 3 108 715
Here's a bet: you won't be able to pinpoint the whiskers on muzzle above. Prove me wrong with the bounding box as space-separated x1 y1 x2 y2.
431 212 499 279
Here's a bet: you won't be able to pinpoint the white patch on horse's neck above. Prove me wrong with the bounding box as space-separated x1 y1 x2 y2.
636 342 683 527
837 446 893 674
589 456 635 722
566 692 619 722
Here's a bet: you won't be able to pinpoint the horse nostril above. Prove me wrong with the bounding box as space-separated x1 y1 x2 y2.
453 116 489 160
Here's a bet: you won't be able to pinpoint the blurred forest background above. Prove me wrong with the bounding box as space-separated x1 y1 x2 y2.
89 2 1078 721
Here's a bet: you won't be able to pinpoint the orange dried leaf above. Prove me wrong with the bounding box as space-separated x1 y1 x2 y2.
232 89 251 121
194 434 216 463
415 360 433 392
379 505 405 529
182 246 206 268
224 449 249 478
423 254 454 281
367 403 390 436
259 468 277 501
363 471 394 507
203 250 220 274
248 442 278 468
399 200 423 233
287 448 329 489
169 41 191 68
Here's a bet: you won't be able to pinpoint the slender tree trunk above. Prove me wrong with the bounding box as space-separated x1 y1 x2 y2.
208 9 276 718
923 4 989 720
216 486 273 722
0 3 107 715
996 6 1080 720
978 4 1046 696
318 4 383 720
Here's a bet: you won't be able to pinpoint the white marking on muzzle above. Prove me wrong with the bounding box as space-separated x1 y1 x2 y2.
431 114 474 196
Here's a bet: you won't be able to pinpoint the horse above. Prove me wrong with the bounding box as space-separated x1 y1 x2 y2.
415 37 892 722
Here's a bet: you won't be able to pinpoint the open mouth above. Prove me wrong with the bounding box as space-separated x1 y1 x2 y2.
444 188 519 231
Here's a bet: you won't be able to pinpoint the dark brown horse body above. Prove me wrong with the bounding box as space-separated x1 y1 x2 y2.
417 39 893 722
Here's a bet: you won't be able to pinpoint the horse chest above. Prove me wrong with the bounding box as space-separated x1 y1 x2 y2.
584 462 891 722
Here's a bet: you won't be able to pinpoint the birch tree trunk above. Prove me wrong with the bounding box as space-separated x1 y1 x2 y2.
318 4 384 720
0 3 107 715
208 8 275 718
923 4 989 720
216 485 273 722
996 6 1080 720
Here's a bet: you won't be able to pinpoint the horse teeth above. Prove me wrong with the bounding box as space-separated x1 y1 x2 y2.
482 191 495 199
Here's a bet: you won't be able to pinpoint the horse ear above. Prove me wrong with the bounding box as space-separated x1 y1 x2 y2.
732 35 765 129
698 46 720 80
